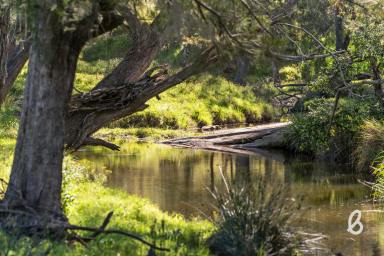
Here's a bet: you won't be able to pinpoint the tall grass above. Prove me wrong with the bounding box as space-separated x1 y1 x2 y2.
207 170 301 256
355 120 384 172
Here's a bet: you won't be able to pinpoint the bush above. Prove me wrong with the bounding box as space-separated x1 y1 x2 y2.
207 173 301 256
287 98 382 163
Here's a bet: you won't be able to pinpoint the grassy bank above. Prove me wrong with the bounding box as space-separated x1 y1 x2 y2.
109 75 276 129
0 132 214 255
95 127 196 142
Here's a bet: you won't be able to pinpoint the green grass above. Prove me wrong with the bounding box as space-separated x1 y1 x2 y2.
111 75 277 129
0 137 214 255
96 127 195 142
0 182 214 255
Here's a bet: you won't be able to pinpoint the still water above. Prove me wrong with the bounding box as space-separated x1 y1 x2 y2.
76 141 384 255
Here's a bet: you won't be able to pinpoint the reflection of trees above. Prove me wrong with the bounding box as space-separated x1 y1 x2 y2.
78 143 331 215
209 154 215 191
234 155 251 186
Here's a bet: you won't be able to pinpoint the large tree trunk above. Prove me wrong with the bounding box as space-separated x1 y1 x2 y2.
3 1 123 218
0 44 30 105
0 6 11 104
371 57 384 106
3 6 81 218
0 7 30 105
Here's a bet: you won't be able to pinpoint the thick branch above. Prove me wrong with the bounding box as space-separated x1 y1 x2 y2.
65 47 217 150
270 50 346 62
92 5 182 91
82 137 120 151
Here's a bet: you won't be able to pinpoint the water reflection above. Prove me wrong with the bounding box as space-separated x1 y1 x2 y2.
75 142 384 256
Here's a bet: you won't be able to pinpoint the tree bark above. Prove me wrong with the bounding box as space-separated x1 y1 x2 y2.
0 6 11 105
3 3 123 218
65 47 217 150
334 7 344 51
233 55 249 86
3 6 83 217
334 6 349 51
370 57 384 106
0 7 30 106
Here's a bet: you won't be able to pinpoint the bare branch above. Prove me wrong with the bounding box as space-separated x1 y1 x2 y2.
270 50 346 62
82 137 120 151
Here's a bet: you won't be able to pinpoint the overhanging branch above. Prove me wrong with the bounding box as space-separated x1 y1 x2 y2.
270 50 346 62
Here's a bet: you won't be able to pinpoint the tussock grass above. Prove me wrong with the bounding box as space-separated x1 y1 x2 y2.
207 171 302 256
355 120 384 171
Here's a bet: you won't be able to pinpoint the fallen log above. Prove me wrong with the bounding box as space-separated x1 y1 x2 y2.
162 122 290 151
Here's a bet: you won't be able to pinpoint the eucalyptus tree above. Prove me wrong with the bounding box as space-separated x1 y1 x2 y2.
0 0 345 235
0 4 29 105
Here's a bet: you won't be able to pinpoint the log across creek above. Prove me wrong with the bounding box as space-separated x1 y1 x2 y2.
162 122 290 155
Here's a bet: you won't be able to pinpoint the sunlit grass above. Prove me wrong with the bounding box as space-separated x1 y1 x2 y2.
112 75 277 129
0 137 214 255
355 120 384 171
96 127 196 142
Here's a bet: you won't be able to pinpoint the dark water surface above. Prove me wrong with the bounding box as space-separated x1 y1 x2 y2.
76 142 384 255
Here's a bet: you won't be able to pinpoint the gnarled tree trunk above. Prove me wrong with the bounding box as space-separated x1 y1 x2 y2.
65 46 217 151
64 6 217 151
3 2 123 219
4 6 82 218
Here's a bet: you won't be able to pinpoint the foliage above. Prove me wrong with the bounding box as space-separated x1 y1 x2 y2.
0 181 214 255
283 1 384 167
207 172 301 256
287 98 382 163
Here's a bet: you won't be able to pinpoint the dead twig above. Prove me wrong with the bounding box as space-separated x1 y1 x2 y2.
0 208 170 252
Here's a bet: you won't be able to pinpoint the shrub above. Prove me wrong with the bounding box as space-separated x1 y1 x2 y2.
372 154 384 199
287 98 382 163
